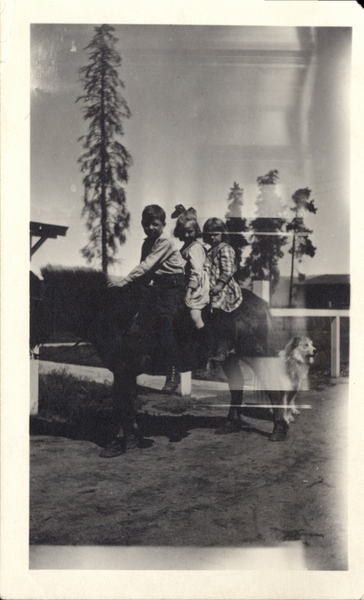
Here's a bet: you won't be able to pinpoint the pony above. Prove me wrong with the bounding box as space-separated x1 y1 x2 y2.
30 267 290 457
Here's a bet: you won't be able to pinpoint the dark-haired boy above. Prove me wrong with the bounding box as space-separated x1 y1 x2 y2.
108 205 185 393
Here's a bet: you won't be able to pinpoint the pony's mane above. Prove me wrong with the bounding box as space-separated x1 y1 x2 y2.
41 265 107 294
38 266 109 342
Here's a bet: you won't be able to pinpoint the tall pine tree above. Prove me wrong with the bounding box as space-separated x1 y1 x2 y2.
287 187 317 306
225 181 249 273
77 25 132 274
241 170 287 295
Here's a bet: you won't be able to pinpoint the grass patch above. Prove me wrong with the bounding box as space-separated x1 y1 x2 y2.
38 370 112 420
38 371 154 423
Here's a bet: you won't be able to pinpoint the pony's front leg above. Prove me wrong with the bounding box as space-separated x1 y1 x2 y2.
267 391 289 441
244 358 290 442
215 355 244 434
100 369 144 458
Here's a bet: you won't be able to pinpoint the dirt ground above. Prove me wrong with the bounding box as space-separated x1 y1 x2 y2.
29 378 348 570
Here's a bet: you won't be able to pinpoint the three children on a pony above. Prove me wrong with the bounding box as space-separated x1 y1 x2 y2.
108 204 243 393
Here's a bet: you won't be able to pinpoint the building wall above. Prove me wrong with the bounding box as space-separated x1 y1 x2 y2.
270 277 291 308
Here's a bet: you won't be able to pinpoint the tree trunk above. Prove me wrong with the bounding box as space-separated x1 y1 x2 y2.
288 234 296 307
100 50 108 275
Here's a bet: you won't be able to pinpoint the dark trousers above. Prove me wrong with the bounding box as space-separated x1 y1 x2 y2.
138 274 185 371
207 307 238 357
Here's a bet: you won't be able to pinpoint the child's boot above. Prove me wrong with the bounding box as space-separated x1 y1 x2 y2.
162 366 180 394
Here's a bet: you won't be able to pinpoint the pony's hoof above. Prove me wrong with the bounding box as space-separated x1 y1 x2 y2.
100 437 126 458
162 382 179 394
125 437 154 450
215 420 241 434
169 431 188 442
137 438 154 449
269 422 289 442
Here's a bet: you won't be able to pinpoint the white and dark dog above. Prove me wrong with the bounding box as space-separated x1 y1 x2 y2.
279 336 316 423
241 336 316 424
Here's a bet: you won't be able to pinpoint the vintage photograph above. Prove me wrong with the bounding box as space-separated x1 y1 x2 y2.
28 24 351 573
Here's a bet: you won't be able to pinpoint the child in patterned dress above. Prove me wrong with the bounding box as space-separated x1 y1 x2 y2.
203 217 243 360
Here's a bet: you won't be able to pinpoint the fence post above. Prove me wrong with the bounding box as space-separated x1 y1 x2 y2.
253 280 270 305
331 315 341 378
30 348 39 415
180 371 192 397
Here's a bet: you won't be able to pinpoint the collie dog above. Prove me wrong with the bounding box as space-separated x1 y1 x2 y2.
279 336 316 423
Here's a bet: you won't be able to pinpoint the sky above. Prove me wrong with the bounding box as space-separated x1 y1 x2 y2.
30 25 351 279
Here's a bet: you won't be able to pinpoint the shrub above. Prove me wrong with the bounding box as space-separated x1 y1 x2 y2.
38 370 112 420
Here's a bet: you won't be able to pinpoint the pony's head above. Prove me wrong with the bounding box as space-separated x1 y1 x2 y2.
30 266 142 349
30 270 48 348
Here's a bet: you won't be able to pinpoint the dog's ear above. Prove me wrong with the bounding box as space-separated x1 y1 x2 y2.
286 336 301 352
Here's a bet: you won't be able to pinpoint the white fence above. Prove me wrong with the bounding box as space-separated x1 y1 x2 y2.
180 307 349 397
30 300 349 410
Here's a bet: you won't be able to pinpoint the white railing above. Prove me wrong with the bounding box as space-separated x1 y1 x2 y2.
30 301 349 407
180 306 349 396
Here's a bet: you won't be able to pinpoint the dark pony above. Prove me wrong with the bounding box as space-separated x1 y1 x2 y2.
30 266 289 457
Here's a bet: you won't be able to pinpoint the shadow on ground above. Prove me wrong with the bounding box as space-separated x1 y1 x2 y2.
30 403 273 448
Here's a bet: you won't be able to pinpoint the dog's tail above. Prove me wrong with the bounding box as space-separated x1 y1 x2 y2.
265 304 277 357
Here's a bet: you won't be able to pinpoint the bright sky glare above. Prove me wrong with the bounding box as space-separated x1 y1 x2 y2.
30 25 351 278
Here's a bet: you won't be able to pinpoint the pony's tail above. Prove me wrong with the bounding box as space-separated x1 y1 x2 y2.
265 306 277 357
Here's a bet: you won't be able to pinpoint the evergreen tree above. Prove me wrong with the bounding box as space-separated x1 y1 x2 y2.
287 187 317 306
255 169 284 217
240 170 287 295
224 182 249 272
77 24 132 274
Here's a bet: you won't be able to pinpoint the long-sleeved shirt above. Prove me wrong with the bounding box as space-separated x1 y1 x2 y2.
181 240 208 290
205 242 242 312
181 240 210 310
123 232 185 284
